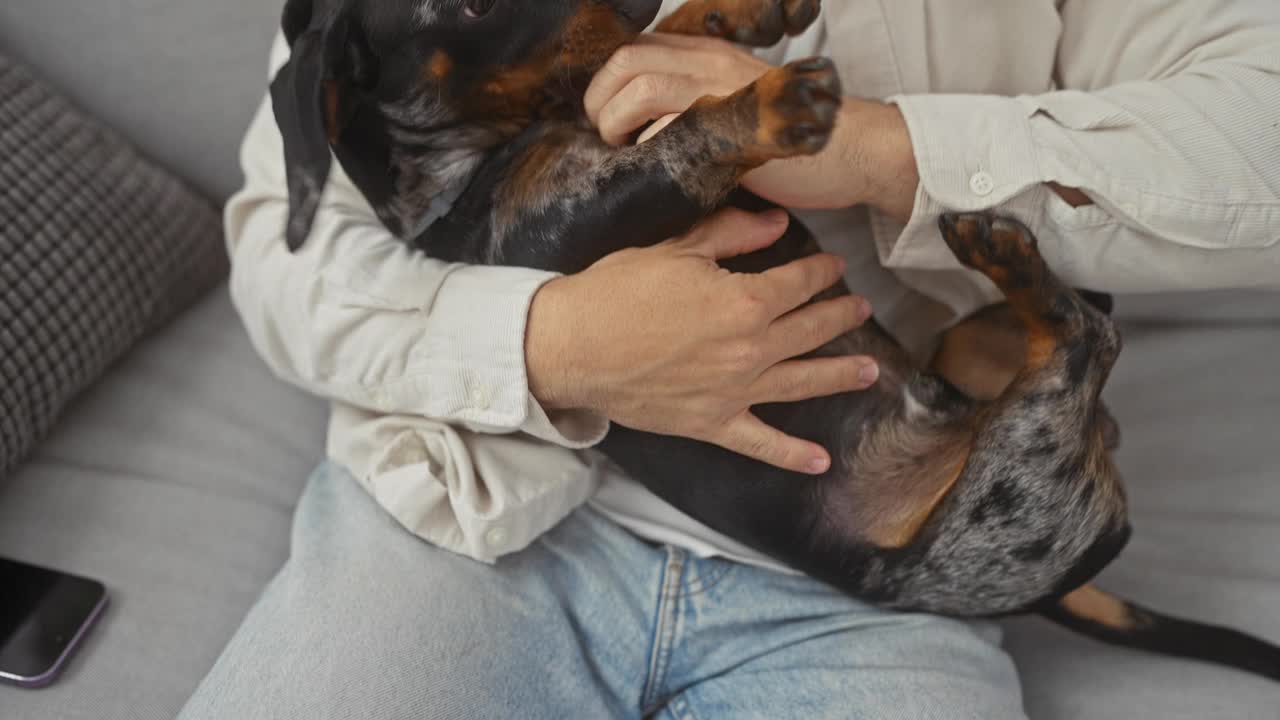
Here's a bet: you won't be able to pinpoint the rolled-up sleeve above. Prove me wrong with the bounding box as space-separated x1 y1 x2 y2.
884 0 1280 295
227 35 608 449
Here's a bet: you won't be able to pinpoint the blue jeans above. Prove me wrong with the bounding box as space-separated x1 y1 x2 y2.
178 462 1026 719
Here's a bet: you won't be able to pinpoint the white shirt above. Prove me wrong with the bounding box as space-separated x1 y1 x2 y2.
226 0 1280 568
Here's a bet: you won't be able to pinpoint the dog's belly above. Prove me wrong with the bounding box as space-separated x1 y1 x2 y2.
509 189 946 606
426 145 1074 615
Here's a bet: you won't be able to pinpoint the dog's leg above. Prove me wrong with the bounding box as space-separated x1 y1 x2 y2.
935 213 1125 505
657 0 821 46
932 301 1122 449
811 214 1130 615
905 214 1128 611
476 57 842 271
631 55 842 198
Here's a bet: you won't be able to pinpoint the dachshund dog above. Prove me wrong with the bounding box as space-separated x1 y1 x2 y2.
270 0 1279 680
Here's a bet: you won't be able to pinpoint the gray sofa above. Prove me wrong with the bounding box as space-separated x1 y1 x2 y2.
0 2 1276 718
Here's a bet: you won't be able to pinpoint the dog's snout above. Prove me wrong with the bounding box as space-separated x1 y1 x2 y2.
608 0 663 31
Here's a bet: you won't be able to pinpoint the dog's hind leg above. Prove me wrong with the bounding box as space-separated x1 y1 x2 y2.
832 213 1130 615
931 299 1122 449
903 215 1280 678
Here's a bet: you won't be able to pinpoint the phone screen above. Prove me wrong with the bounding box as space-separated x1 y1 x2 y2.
0 557 107 688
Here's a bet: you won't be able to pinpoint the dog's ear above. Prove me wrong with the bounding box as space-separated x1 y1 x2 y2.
271 0 374 251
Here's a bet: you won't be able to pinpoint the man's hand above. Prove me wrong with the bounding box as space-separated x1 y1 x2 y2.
526 208 879 475
584 34 774 146
584 33 921 221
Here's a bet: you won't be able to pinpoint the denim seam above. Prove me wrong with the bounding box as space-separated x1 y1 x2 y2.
642 549 685 712
680 562 735 598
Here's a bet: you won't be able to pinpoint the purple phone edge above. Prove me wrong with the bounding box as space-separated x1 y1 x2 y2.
1 585 109 689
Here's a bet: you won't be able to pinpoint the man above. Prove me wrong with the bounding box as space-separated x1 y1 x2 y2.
181 1 1280 717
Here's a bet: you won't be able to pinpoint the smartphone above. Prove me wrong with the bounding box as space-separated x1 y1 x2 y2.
0 557 107 688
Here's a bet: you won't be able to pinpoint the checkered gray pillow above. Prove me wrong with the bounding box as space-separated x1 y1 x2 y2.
0 57 227 478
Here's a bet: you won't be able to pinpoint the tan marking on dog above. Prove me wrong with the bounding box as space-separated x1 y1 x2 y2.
467 2 635 121
751 67 793 153
425 49 453 81
473 58 555 119
498 128 570 231
932 303 1025 401
1060 584 1136 631
836 424 975 550
558 1 632 69
1021 321 1058 369
324 80 343 143
868 447 972 548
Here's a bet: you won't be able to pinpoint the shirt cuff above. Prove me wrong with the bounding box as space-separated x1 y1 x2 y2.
882 93 1045 271
403 264 610 448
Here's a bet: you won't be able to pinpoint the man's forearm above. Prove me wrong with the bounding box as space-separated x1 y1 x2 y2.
835 98 1093 223
838 99 919 224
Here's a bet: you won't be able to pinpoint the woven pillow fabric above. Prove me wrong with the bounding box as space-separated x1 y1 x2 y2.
0 56 228 478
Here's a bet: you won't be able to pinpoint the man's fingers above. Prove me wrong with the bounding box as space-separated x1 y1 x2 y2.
596 74 709 146
679 208 790 260
635 32 737 50
713 412 832 474
636 113 681 144
747 252 849 315
585 44 722 125
763 296 872 362
749 356 880 405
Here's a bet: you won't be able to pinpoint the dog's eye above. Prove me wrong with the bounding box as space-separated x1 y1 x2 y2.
463 0 497 19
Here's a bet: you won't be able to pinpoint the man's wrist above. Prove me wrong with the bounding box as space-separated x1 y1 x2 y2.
526 276 588 412
840 98 920 223
851 98 1094 220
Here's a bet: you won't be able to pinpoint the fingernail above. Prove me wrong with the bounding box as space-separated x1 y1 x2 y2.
859 360 880 385
855 298 872 322
807 456 830 474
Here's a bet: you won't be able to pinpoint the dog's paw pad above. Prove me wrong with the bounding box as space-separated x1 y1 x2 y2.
937 213 1048 291
708 0 823 46
783 0 822 34
755 57 842 156
704 10 729 36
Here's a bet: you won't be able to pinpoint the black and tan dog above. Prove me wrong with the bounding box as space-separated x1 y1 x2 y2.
271 0 1279 679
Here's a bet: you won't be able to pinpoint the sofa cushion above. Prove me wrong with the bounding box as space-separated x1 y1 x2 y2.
0 0 282 200
0 57 228 479
0 289 328 720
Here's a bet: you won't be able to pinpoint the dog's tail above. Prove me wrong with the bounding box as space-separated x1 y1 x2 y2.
1039 584 1280 681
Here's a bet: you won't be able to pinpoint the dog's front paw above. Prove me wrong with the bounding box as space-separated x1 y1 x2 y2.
660 0 821 47
710 0 821 45
752 57 842 157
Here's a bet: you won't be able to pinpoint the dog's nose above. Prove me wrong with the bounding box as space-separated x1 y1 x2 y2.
609 0 663 31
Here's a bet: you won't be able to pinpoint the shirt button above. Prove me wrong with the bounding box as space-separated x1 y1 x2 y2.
469 385 492 410
484 527 509 547
969 171 995 197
